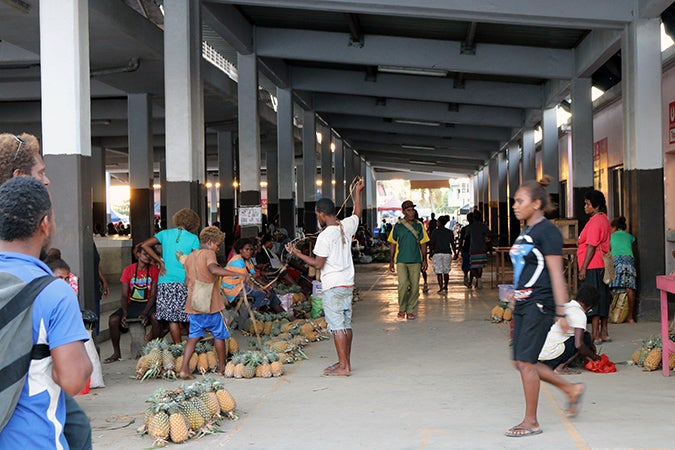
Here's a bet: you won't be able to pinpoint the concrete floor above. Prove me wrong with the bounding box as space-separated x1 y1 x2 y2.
81 263 675 449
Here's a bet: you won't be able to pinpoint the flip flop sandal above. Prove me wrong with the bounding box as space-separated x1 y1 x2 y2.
565 383 586 418
504 427 543 437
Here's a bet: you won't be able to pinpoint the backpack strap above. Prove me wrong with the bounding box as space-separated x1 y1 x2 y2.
0 275 56 393
397 219 420 240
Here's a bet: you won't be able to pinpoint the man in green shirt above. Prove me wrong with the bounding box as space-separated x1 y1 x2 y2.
388 200 430 320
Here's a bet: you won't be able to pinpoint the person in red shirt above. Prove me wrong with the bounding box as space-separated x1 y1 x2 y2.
104 244 161 363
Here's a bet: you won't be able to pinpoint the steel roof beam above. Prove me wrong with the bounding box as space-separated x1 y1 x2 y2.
291 67 542 109
313 94 524 128
257 28 574 80
341 131 499 152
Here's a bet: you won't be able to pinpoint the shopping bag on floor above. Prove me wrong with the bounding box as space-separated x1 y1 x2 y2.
84 330 105 388
584 354 616 373
609 291 629 324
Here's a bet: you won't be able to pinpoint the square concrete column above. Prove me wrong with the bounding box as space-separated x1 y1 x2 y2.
488 157 499 236
333 137 345 216
541 107 560 216
237 52 262 237
276 87 295 235
40 0 95 311
320 126 332 198
217 131 235 248
508 141 521 243
164 0 205 223
521 128 536 182
570 77 594 227
92 144 107 235
343 145 355 217
622 17 665 317
265 148 279 225
128 93 154 246
302 110 318 232
295 158 305 229
497 152 509 246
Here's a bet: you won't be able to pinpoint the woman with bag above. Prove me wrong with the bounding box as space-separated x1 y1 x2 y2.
609 216 637 323
577 190 612 344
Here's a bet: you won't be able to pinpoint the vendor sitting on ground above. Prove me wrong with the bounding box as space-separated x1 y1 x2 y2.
105 244 162 363
538 285 601 374
222 237 284 313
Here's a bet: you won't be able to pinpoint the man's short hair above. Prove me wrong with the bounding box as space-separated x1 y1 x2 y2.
0 177 52 241
575 284 599 310
316 197 336 216
0 133 42 186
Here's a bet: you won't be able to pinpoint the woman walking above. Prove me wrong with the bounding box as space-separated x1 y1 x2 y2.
506 176 584 437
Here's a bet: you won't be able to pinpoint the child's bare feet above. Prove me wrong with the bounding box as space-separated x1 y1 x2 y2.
178 371 195 380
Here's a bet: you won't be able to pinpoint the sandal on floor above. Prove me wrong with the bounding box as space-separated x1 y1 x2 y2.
397 312 406 319
504 426 543 437
104 356 121 364
406 313 416 320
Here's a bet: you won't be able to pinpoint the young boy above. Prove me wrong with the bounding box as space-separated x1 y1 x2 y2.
539 285 601 374
179 226 242 379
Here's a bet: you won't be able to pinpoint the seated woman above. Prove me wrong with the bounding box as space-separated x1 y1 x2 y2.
222 238 284 313
105 244 162 363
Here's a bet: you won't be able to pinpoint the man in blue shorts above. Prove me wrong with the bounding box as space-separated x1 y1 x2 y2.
0 177 92 449
286 178 365 377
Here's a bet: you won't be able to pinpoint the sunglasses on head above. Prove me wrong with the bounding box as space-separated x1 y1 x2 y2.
11 135 25 161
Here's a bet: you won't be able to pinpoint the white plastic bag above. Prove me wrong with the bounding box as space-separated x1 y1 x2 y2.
279 293 294 312
85 330 105 388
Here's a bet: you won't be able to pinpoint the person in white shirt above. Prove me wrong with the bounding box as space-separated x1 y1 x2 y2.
286 178 364 377
539 285 600 374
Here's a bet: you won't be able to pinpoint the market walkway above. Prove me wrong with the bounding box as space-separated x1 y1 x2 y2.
84 263 674 449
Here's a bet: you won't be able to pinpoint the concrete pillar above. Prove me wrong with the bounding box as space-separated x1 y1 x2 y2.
542 107 560 217
265 149 279 224
522 128 536 182
276 87 295 236
217 131 235 248
488 157 499 240
622 17 665 319
128 93 154 246
164 0 204 223
237 52 262 237
364 161 376 231
91 144 106 235
302 110 317 233
40 0 94 311
295 158 305 229
508 142 521 243
570 77 594 227
344 145 354 217
497 152 509 246
159 157 167 229
334 137 345 217
321 126 332 198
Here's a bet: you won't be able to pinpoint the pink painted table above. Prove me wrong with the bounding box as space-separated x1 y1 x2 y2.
656 275 675 376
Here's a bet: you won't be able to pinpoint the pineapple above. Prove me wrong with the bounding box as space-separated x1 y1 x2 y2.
224 360 236 378
263 319 273 335
241 352 257 379
503 308 513 321
228 337 239 353
197 352 209 375
231 353 245 379
490 305 504 322
178 394 205 431
643 348 662 371
189 352 199 373
271 360 284 377
148 408 170 444
189 392 213 423
135 355 150 379
175 355 184 373
211 381 237 419
637 347 651 366
270 340 290 353
669 352 675 370
300 322 314 336
304 330 319 342
199 388 221 418
162 348 176 378
256 353 273 379
206 350 218 372
167 402 189 444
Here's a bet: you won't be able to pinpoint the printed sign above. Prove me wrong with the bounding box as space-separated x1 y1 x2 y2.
239 207 262 226
669 101 675 144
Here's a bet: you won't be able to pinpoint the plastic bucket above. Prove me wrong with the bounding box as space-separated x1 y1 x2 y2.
498 284 514 301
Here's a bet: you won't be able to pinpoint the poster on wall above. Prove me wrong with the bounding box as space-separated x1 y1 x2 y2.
239 206 262 226
669 101 675 144
593 137 608 192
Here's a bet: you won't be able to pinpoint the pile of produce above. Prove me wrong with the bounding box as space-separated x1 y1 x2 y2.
631 334 675 371
136 337 239 380
490 301 512 323
244 314 329 342
224 350 285 378
139 378 237 446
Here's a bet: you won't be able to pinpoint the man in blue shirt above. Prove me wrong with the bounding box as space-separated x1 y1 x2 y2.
0 177 91 449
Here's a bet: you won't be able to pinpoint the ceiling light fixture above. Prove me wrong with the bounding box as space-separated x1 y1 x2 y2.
393 119 441 127
409 160 437 166
378 65 448 77
402 144 435 151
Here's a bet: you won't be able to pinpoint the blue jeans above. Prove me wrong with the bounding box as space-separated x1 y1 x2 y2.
64 394 92 450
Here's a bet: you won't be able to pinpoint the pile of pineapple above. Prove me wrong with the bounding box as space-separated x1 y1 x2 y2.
136 337 239 380
140 378 237 446
245 314 329 343
490 301 513 323
631 334 675 371
224 350 285 378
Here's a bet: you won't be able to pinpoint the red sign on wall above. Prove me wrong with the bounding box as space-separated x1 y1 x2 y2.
669 101 675 144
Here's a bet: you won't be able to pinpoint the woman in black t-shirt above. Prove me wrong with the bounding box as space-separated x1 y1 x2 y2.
505 176 585 438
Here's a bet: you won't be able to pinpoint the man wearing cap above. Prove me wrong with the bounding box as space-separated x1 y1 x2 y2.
388 200 430 320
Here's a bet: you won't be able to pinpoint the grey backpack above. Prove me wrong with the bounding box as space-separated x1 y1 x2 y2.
0 273 55 431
